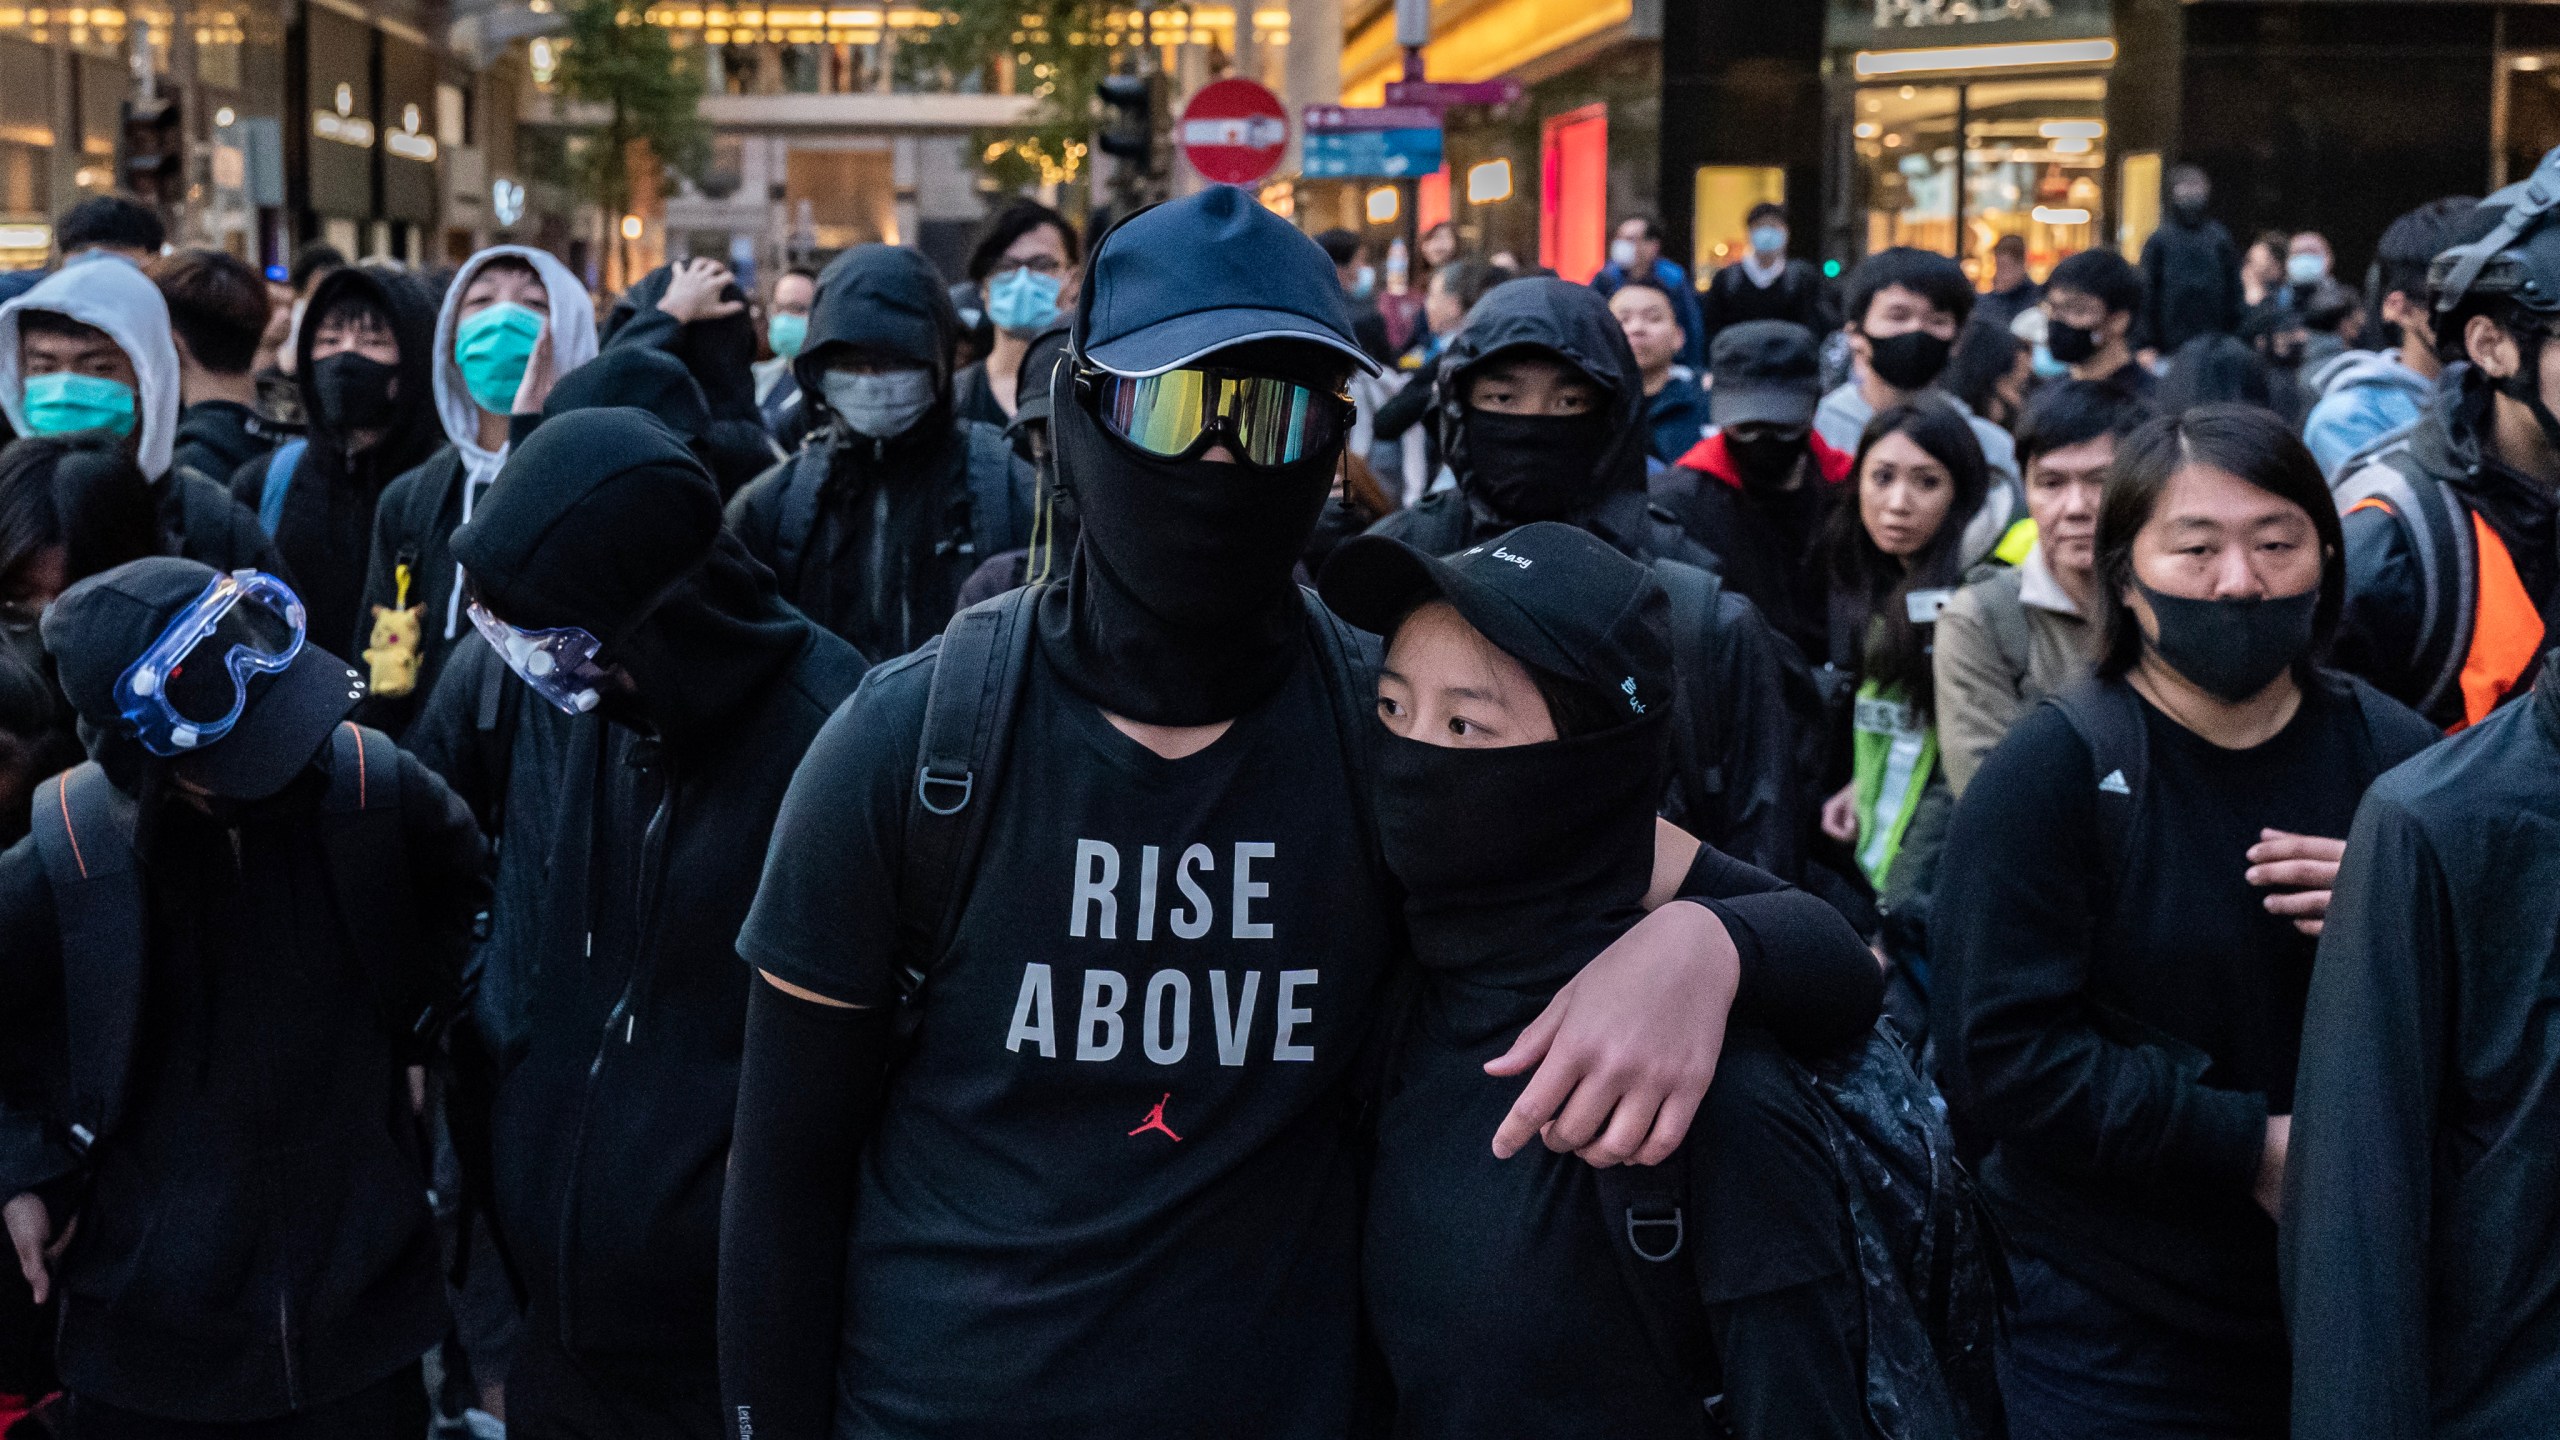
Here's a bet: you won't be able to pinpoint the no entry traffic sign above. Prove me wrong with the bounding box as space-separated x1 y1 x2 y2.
1179 77 1289 186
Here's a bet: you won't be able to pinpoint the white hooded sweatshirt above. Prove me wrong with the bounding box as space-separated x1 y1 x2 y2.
0 254 183 480
427 245 598 638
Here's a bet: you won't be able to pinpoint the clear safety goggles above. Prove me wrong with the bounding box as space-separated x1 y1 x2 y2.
113 569 306 756
467 600 611 715
1080 364 1351 469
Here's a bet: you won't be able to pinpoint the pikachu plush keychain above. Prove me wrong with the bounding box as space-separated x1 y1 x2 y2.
363 561 425 698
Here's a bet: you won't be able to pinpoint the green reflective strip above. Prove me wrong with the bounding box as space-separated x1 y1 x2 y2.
1850 679 1939 891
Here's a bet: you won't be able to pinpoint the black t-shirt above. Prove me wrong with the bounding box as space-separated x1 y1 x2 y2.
1939 676 2436 1342
739 639 1393 1439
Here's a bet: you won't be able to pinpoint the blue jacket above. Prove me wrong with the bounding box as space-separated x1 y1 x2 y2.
1593 256 1705 371
2302 349 2435 481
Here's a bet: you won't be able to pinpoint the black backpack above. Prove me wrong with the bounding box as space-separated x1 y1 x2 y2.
1596 1025 2008 1440
769 420 1030 601
27 722 454 1157
887 582 1379 1018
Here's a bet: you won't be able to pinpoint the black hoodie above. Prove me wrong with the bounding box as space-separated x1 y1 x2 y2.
600 264 779 498
228 265 444 674
170 398 278 490
726 243 1024 662
434 411 869 1376
1363 279 1806 879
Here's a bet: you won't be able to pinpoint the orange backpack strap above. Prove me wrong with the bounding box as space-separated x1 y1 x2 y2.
2457 514 2547 729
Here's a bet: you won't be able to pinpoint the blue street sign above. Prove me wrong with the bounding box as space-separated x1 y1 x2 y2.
1302 126 1444 179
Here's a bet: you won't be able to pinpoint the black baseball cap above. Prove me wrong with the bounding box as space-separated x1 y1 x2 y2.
44 556 365 799
1708 319 1823 429
1079 186 1382 378
1319 521 1672 723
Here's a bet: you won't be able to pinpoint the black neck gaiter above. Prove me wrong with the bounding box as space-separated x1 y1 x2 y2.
1462 408 1615 521
1376 713 1668 1029
1035 388 1336 725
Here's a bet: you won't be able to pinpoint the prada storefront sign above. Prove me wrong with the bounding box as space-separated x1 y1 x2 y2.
1828 0 2112 49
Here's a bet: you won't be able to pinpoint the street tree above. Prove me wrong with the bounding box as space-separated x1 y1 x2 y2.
554 0 711 283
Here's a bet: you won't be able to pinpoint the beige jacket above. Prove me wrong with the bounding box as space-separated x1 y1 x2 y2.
1935 546 2103 796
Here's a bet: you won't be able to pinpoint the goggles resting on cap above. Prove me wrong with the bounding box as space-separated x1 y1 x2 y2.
113 569 306 757
1078 364 1351 469
468 600 611 715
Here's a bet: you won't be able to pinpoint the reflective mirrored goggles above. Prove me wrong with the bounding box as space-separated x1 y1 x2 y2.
467 601 611 715
113 569 306 756
1082 365 1351 468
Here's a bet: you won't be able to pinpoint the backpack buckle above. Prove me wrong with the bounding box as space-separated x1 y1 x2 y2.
917 765 973 817
1626 1203 1684 1262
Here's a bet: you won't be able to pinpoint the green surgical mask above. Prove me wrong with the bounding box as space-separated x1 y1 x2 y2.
455 301 545 414
23 371 136 437
768 311 808 360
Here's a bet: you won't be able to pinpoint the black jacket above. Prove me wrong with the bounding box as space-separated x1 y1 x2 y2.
1695 259 1837 357
1364 278 1803 880
229 266 446 673
169 399 278 489
156 466 288 579
411 537 867 1363
2284 651 2560 1440
728 244 1023 662
2335 375 2560 729
2136 213 2245 353
0 748 485 1421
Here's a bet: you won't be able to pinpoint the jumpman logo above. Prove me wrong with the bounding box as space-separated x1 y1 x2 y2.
1128 1093 1183 1142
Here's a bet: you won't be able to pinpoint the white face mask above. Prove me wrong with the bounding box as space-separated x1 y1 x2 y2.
1609 237 1641 271
822 366 935 438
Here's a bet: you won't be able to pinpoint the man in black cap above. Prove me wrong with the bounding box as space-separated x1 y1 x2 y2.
719 185 1785 1440
425 407 866 1440
0 555 486 1437
1363 276 1802 878
1654 319 1854 663
726 243 1031 662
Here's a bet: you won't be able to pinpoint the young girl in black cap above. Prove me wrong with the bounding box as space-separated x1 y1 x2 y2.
1319 521 1914 1439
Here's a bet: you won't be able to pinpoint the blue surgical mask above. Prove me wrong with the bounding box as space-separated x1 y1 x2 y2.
23 371 136 436
2030 343 2069 380
768 311 808 360
1749 225 1786 256
455 301 545 414
2285 252 2328 286
986 266 1062 337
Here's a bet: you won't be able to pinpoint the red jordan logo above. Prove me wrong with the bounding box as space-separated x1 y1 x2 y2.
1128 1093 1182 1142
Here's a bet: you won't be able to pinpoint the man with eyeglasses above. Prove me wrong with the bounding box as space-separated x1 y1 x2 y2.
717 185 1765 1439
2039 248 2156 402
727 243 1032 662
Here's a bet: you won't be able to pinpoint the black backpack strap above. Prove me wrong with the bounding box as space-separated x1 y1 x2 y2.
1593 1158 1714 1395
1654 560 1727 816
319 721 450 1058
896 585 1042 1029
29 764 143 1156
2048 677 2148 897
772 442 834 596
961 420 1028 561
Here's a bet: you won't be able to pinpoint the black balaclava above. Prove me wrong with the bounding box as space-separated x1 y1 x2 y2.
1037 341 1344 726
1377 711 1669 1032
1435 279 1651 527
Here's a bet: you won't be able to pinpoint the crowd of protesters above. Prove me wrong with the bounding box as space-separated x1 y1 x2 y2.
0 150 2553 1440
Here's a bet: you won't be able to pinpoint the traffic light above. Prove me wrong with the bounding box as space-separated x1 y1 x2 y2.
1096 69 1168 207
120 96 183 205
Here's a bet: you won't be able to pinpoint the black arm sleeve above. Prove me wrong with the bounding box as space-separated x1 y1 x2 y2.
1372 356 1439 441
1679 845 1883 1053
718 979 894 1440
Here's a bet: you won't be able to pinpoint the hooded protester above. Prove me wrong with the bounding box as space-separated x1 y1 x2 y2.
155 247 282 489
1363 275 1803 878
0 255 278 576
349 247 595 737
600 257 779 497
433 408 866 1440
2333 150 2560 731
1937 406 2435 1439
1318 521 1930 1440
2300 196 2479 481
717 186 1765 1440
229 263 447 684
2135 164 2246 357
726 242 1030 662
0 555 486 1437
2283 643 2560 1440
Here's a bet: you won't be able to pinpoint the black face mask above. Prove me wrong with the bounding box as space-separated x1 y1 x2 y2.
1725 428 1807 487
2172 195 2208 224
1375 713 1668 994
311 351 402 434
1462 409 1616 521
2137 581 2319 703
2045 318 2102 366
1037 384 1339 726
1863 329 1952 392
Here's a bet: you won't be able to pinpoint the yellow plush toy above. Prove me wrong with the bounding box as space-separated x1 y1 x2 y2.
363 563 425 698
